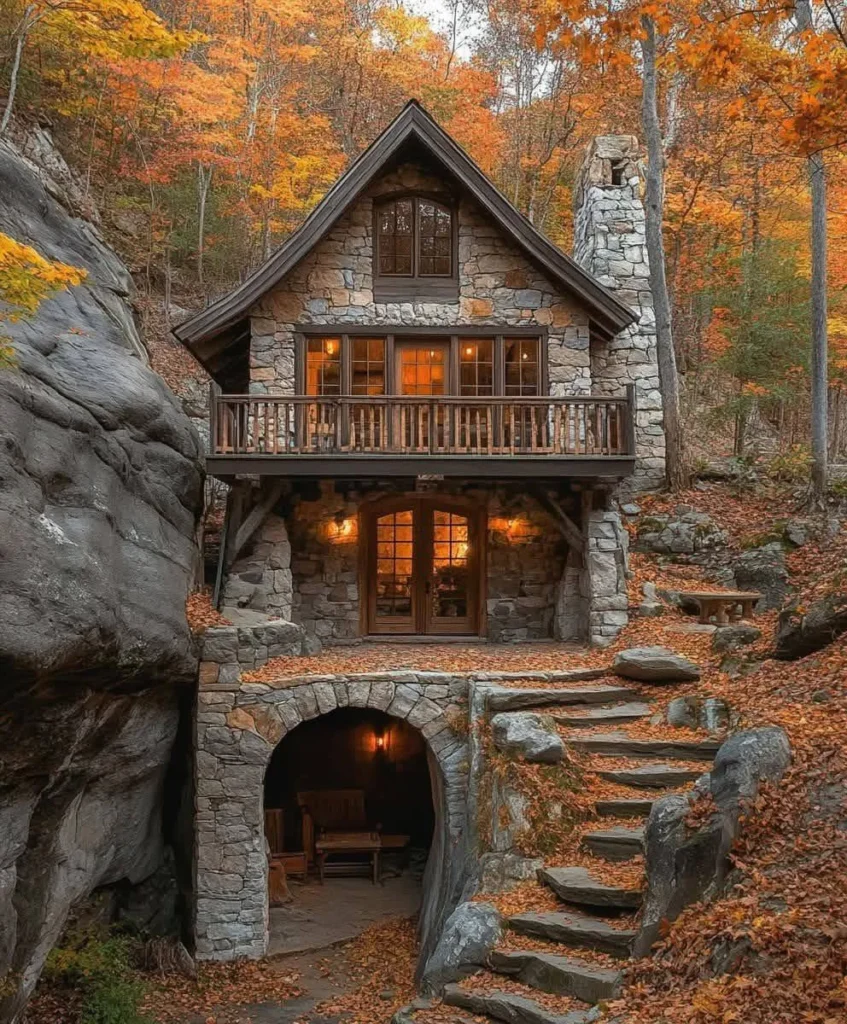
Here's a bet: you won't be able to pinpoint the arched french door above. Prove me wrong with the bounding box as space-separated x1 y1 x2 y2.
363 495 485 636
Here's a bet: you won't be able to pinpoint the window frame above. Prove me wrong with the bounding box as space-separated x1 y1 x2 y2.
296 328 548 398
372 192 460 303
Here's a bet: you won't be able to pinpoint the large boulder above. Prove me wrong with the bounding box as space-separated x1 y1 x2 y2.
775 593 847 660
635 506 728 557
420 901 503 993
491 712 566 763
612 646 700 683
712 624 762 652
634 727 791 956
0 132 203 1020
734 542 789 610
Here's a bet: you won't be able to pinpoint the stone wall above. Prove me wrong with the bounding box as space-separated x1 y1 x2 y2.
194 630 473 962
584 505 630 645
573 136 666 492
248 163 591 398
220 481 570 644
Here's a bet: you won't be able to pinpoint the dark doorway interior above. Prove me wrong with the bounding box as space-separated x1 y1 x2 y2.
264 707 434 855
263 708 435 955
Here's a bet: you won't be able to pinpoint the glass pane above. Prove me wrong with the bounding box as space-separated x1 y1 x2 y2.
459 339 494 397
375 510 414 618
431 511 469 619
351 337 385 395
504 338 540 396
378 199 413 276
418 200 452 277
306 336 341 395
399 346 447 396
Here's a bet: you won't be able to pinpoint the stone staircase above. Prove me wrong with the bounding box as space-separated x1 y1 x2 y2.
442 679 720 1024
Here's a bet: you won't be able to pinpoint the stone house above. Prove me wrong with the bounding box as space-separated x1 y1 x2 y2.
176 102 664 651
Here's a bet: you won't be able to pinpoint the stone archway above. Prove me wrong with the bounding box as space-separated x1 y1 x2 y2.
194 668 470 964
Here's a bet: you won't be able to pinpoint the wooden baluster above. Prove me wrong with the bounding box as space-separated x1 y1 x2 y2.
509 405 515 454
485 405 492 454
529 406 537 453
553 404 562 454
594 403 602 454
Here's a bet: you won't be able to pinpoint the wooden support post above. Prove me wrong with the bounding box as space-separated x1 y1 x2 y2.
530 485 586 553
232 480 285 561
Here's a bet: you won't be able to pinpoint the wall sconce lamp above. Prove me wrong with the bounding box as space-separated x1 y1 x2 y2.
373 727 389 755
326 511 356 543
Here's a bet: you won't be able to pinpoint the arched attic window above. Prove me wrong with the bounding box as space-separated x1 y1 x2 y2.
373 195 458 302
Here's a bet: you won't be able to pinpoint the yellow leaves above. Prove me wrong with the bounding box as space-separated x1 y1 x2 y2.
0 233 86 369
0 233 86 320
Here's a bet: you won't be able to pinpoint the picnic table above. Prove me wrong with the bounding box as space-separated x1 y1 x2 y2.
678 590 763 625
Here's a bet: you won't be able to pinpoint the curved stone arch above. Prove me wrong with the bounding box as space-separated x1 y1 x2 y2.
195 675 470 963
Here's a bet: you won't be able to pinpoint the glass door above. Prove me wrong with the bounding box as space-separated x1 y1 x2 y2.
367 498 480 636
425 507 475 634
371 506 416 634
395 339 448 450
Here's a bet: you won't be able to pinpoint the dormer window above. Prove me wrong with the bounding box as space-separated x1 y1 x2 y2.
373 195 458 302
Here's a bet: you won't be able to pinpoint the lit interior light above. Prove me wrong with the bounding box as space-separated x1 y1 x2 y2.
326 340 337 355
375 733 385 750
522 352 528 360
465 346 474 356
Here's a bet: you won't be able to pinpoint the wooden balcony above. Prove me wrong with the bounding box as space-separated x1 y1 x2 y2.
206 388 636 479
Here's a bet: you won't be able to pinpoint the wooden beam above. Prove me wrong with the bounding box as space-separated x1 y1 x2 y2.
232 481 285 562
223 481 249 570
531 486 585 551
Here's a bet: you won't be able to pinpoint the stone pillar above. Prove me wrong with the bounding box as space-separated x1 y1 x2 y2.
573 136 666 493
221 513 293 619
584 506 629 645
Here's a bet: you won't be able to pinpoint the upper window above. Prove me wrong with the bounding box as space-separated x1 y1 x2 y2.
376 197 453 279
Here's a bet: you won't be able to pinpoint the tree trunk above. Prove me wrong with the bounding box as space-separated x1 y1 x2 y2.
795 0 828 498
808 151 828 498
197 162 213 289
0 5 36 136
640 15 687 490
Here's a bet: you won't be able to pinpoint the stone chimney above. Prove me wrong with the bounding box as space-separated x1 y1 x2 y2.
574 136 666 492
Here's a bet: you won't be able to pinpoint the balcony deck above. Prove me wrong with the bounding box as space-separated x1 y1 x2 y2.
206 389 636 479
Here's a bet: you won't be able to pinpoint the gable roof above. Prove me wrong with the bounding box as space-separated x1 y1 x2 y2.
174 101 636 374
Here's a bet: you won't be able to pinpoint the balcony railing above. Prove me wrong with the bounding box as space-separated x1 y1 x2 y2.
209 388 635 459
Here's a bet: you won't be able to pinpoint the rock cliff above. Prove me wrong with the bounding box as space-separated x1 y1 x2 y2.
0 131 203 1021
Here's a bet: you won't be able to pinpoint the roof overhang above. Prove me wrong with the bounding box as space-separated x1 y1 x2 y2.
174 101 637 382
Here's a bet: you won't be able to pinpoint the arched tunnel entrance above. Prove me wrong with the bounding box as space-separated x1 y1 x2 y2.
263 707 436 954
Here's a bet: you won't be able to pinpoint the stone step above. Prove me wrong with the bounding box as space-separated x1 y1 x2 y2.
568 732 720 761
509 910 635 957
489 950 623 1004
442 984 595 1024
538 865 642 910
581 825 645 862
487 684 638 713
595 762 705 789
595 798 655 819
553 702 653 728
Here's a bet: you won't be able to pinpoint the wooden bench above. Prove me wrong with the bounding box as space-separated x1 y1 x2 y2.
679 590 763 625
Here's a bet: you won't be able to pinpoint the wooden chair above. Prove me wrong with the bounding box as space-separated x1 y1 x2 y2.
296 789 374 865
263 807 308 881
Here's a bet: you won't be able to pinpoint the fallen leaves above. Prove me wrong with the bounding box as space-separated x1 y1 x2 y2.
309 916 418 1024
186 588 231 634
141 960 302 1022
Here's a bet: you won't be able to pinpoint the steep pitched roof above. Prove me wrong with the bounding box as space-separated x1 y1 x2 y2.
174 101 636 370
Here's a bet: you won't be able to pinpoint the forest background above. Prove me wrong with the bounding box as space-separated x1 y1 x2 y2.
2 0 847 467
